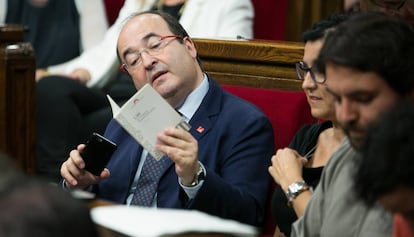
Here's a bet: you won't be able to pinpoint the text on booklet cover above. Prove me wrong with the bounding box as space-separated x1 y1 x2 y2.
107 84 191 160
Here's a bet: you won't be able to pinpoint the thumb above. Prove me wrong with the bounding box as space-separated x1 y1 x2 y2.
300 157 308 165
100 168 111 179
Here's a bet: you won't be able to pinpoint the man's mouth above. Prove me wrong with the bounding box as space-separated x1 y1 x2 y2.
151 71 167 84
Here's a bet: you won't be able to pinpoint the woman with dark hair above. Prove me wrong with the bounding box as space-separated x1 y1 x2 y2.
269 13 349 237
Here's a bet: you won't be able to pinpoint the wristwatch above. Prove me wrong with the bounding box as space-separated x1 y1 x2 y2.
285 181 310 205
188 162 205 187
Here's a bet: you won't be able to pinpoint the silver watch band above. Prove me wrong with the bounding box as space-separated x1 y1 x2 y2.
285 181 310 205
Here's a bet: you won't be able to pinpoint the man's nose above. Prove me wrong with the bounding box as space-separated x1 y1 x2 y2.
141 50 156 68
336 99 357 124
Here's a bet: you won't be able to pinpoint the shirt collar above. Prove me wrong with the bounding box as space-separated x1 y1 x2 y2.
176 74 209 122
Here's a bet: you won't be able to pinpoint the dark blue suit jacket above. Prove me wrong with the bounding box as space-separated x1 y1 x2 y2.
95 77 274 227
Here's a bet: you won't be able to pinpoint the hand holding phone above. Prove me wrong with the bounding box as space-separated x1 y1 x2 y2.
80 133 117 176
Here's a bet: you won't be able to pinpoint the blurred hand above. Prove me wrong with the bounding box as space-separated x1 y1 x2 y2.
35 69 49 81
60 144 110 189
273 226 286 237
268 148 307 192
35 68 91 84
68 68 91 84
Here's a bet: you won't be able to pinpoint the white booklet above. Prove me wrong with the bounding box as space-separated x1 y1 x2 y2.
91 205 258 237
107 84 191 160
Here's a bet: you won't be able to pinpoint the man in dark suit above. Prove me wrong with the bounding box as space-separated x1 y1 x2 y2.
60 10 274 227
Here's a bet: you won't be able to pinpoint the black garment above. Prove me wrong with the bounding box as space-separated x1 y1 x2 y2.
271 121 332 237
6 0 80 68
36 77 109 182
35 71 136 182
151 2 185 19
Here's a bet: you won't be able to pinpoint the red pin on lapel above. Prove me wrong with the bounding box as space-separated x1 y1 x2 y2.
196 126 204 133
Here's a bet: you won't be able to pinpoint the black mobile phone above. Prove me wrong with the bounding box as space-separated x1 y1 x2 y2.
81 132 117 176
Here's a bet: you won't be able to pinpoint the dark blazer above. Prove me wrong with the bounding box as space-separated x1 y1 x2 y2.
95 77 274 227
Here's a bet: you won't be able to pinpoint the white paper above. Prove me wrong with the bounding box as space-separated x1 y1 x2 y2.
70 189 95 200
107 84 190 160
91 205 258 237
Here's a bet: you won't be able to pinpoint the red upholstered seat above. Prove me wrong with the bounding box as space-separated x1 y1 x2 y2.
252 0 288 40
222 85 314 236
103 0 125 25
221 85 313 150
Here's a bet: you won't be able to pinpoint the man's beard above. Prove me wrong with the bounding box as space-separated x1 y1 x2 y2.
341 122 366 151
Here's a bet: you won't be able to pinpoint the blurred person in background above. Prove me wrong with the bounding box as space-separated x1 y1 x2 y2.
0 0 108 70
0 152 98 237
354 101 414 237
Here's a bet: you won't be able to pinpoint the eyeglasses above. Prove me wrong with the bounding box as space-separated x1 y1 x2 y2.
370 0 406 10
295 61 326 84
120 35 184 73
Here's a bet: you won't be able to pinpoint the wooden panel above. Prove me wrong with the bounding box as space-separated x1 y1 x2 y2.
0 25 36 174
286 0 344 41
0 24 25 42
193 38 304 90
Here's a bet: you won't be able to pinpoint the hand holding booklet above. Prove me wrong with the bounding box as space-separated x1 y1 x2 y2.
107 84 191 160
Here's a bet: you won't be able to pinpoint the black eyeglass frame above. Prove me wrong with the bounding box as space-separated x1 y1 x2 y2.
369 0 406 10
295 61 326 84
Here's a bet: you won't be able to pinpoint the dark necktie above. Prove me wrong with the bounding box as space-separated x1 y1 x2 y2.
130 153 169 206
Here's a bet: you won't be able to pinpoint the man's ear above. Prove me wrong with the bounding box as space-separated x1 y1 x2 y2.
119 65 131 80
183 37 197 59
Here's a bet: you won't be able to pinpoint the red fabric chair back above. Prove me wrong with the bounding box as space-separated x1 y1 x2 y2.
252 0 288 40
103 0 125 25
222 85 313 150
222 85 314 236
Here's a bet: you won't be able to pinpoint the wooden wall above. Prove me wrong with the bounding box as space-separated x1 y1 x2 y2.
286 0 344 41
193 38 304 90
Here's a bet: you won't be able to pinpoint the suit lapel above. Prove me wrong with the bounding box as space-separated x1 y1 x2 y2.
188 76 222 141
